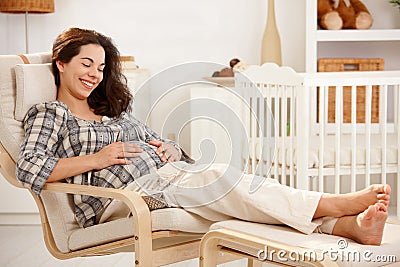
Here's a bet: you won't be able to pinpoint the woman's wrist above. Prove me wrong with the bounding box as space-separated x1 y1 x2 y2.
84 153 99 170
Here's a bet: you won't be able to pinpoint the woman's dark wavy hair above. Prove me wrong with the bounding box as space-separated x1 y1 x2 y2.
52 28 132 117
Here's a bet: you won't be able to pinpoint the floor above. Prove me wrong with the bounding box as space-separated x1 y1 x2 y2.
0 225 200 267
0 225 250 267
2 225 400 267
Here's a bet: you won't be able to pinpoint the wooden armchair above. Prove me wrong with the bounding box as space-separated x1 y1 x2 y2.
0 53 211 266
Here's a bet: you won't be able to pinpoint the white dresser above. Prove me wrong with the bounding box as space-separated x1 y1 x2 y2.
189 84 245 171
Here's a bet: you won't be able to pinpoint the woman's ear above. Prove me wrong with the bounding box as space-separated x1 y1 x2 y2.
55 60 65 73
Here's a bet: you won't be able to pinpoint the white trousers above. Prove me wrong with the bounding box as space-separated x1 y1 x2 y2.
100 162 337 235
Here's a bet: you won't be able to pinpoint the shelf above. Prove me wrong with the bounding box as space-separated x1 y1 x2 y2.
305 0 400 72
316 29 400 42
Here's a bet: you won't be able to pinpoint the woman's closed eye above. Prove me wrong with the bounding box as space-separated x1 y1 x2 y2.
82 63 104 73
81 56 105 71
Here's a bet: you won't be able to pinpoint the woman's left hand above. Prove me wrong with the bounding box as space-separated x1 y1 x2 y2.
148 140 182 162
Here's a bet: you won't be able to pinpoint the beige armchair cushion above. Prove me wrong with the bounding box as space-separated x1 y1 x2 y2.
0 53 51 161
14 63 57 122
69 208 212 251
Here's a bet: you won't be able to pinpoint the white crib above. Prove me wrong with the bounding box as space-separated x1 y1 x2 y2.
236 63 400 218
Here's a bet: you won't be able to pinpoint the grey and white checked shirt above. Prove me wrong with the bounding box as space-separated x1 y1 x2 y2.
16 101 190 227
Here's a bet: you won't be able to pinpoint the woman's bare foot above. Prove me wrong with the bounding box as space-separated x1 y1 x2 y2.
314 184 390 218
332 203 388 245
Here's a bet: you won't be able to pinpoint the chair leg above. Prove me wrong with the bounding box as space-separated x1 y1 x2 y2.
200 233 221 267
200 243 219 266
134 235 153 266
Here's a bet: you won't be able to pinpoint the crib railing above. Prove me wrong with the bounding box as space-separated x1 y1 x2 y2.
302 72 400 197
237 64 400 218
237 64 302 188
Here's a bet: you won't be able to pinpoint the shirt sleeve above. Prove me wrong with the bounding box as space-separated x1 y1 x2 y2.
16 102 67 195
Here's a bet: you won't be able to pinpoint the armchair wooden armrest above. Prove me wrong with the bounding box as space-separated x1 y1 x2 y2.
43 182 151 226
38 182 153 262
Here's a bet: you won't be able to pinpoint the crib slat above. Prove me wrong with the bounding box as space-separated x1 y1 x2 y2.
309 84 318 191
266 86 272 179
318 86 326 193
397 84 400 218
256 94 261 176
296 77 310 190
250 87 256 175
380 85 387 184
259 86 266 178
289 86 295 187
243 83 251 175
281 85 287 185
261 86 266 178
254 88 260 176
365 85 372 187
323 85 329 190
334 85 342 194
351 85 357 192
274 86 279 181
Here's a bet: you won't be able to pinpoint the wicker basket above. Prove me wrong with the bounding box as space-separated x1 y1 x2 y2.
317 58 384 123
0 0 54 14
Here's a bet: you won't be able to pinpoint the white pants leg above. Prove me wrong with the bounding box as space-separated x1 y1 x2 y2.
100 162 338 235
156 163 336 235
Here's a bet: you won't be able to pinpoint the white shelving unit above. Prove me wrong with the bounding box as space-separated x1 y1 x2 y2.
316 29 400 41
306 0 400 72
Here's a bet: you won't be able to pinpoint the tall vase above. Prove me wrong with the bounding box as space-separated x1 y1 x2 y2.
261 0 282 65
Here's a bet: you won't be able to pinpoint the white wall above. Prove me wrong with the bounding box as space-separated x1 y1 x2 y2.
0 0 306 73
1 1 399 74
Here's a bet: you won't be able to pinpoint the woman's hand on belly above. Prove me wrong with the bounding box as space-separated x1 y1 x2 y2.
148 140 182 163
92 141 143 169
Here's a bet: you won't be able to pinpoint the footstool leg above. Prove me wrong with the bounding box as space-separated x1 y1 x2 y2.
200 232 220 267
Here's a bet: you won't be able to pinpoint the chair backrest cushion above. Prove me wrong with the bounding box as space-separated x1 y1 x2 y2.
0 53 78 253
14 63 57 122
0 53 52 161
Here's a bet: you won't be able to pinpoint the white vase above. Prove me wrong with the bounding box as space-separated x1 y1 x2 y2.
261 0 282 65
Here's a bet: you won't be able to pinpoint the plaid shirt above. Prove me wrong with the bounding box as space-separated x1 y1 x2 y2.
16 101 190 227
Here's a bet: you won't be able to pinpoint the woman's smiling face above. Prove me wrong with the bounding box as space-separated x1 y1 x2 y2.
56 43 105 100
